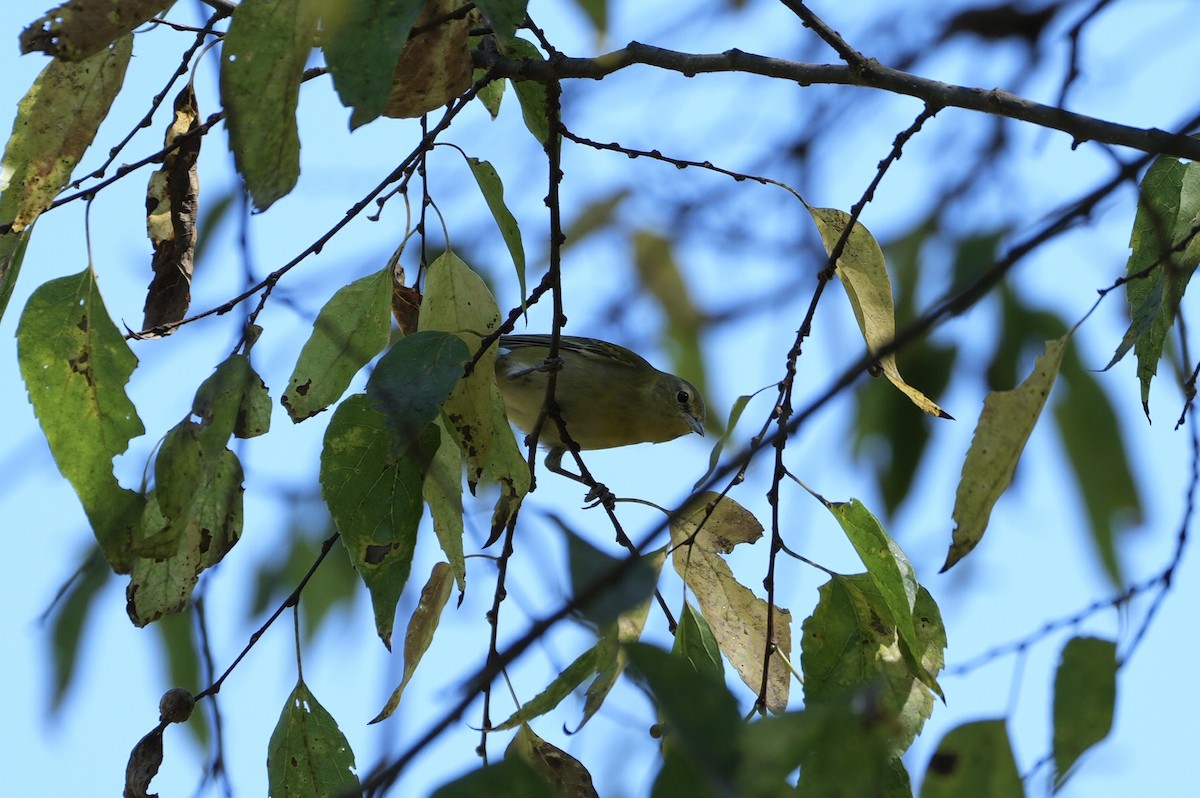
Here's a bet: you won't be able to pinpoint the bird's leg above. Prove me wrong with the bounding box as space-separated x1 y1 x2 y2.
543 448 615 510
510 356 564 379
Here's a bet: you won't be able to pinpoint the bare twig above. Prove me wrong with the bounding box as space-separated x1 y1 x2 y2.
474 43 1200 161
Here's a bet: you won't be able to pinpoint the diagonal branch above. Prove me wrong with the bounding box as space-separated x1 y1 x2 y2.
475 43 1200 161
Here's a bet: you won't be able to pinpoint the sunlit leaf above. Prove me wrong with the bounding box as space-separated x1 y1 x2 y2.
370 562 455 723
16 269 145 571
944 333 1070 571
1053 636 1116 789
921 719 1024 798
1106 156 1200 415
267 680 360 797
819 496 941 697
466 159 527 307
423 417 466 590
282 266 392 421
417 252 502 486
221 0 318 210
1 32 131 318
808 206 951 419
801 574 944 754
670 492 791 712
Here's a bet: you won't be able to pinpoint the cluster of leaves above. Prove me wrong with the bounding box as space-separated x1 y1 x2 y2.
2 1 1197 797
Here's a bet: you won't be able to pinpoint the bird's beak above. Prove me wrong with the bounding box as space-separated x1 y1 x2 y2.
687 415 705 437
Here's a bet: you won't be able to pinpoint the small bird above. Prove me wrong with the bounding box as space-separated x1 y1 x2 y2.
494 334 706 482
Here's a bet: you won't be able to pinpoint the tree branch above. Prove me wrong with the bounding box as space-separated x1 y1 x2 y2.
475 42 1200 161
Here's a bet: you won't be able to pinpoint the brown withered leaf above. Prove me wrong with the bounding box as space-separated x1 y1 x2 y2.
382 0 474 119
143 83 199 332
22 0 174 61
391 261 422 335
124 721 167 798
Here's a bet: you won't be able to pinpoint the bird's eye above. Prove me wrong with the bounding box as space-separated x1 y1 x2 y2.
676 390 690 406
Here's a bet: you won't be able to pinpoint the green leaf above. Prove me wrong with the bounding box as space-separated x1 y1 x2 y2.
282 266 392 421
0 34 132 232
821 497 941 697
1053 636 1117 788
319 0 425 128
801 574 944 754
417 252 502 486
320 394 436 647
945 333 1069 571
423 417 466 590
505 38 549 144
267 680 360 797
627 643 742 791
364 330 469 459
193 353 272 441
127 448 243 625
921 719 1024 798
220 0 318 210
370 561 455 723
632 230 708 407
474 0 528 43
20 0 172 60
1053 364 1140 586
1107 156 1200 414
694 393 752 491
575 551 661 732
493 645 601 731
16 269 145 572
431 757 556 798
670 492 791 712
0 225 32 322
673 601 724 682
808 206 951 419
48 549 110 711
564 523 658 627
466 159 527 307
1 35 131 321
473 47 506 119
505 724 598 797
568 0 607 35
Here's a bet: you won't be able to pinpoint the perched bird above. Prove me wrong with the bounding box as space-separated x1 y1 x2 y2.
494 334 706 481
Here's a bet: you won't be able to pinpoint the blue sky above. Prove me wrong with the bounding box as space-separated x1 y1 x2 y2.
2 1 1198 796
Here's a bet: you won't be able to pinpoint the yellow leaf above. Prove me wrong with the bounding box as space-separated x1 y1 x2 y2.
670 492 791 712
943 333 1070 571
809 206 951 419
418 251 502 487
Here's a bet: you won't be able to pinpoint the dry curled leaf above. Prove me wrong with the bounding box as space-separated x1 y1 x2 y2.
143 83 199 331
